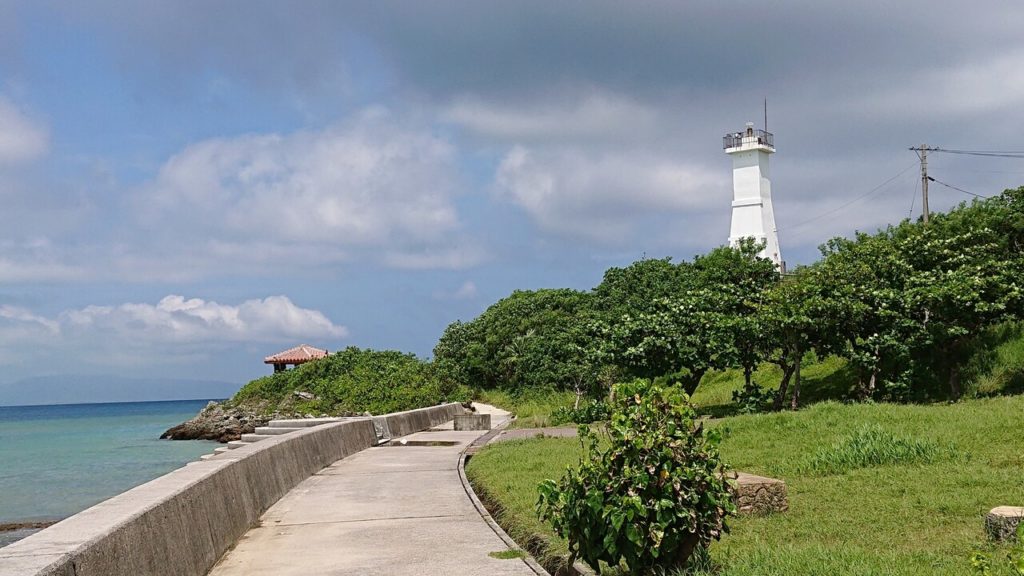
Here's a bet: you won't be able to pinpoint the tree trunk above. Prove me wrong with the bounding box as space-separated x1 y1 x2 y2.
681 369 706 396
743 365 753 388
949 364 962 400
773 362 795 411
790 355 802 410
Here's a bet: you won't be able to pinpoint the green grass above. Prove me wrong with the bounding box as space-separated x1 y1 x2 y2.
692 356 855 417
488 549 526 560
475 388 577 428
465 436 581 571
971 324 1024 396
466 395 1024 575
794 423 954 476
475 356 854 427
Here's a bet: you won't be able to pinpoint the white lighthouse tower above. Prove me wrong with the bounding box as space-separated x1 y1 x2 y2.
724 122 783 270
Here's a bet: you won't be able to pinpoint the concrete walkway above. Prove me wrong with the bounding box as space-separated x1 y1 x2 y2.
207 405 537 576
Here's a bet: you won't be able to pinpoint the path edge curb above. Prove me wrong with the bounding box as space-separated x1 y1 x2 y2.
458 418 551 576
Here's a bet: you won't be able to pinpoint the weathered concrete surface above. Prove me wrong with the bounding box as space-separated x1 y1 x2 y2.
455 413 492 430
0 403 461 576
207 404 535 576
986 506 1024 542
734 472 788 515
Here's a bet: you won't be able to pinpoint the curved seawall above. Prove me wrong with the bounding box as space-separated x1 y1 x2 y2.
0 403 461 576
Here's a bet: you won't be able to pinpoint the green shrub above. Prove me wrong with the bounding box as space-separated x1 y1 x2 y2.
797 424 949 476
551 399 610 425
730 381 773 414
536 379 735 574
231 346 467 416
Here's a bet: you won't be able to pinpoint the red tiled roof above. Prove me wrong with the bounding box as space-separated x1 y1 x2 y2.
264 344 328 365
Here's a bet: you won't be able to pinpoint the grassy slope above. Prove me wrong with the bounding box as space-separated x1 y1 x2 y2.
475 389 578 428
466 396 1024 575
476 355 857 427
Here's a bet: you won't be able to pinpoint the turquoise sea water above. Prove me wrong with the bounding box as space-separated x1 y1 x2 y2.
0 399 219 547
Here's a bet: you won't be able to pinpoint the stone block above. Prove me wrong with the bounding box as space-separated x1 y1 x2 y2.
454 413 491 431
986 506 1024 542
734 472 788 515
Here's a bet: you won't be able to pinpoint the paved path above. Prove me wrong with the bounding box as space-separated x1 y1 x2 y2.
207 405 537 576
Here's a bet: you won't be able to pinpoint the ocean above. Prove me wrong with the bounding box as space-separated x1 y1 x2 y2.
0 399 219 547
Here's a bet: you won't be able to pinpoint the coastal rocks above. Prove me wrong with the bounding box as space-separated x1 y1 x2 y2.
160 401 271 443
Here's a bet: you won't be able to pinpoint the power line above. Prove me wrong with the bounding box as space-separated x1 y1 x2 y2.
927 177 990 199
933 148 1024 159
786 161 918 232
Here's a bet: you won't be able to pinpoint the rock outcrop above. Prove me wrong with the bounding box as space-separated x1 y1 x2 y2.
160 401 271 443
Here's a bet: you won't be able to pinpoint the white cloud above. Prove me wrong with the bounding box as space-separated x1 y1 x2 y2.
0 238 85 282
432 280 478 301
61 294 347 342
850 49 1024 120
495 145 726 241
445 92 657 141
0 291 348 373
0 305 60 333
134 109 480 273
383 243 486 270
0 294 346 369
0 97 48 164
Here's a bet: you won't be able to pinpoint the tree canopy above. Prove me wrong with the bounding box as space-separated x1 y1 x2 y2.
434 186 1024 408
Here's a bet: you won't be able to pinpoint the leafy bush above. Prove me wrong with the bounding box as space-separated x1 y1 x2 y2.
536 379 735 573
551 399 610 425
797 424 950 476
730 381 773 414
231 346 467 416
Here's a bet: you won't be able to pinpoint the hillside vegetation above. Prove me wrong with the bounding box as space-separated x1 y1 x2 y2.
228 346 467 416
225 187 1024 423
440 186 1024 422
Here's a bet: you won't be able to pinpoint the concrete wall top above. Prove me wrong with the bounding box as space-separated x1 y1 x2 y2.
0 402 461 576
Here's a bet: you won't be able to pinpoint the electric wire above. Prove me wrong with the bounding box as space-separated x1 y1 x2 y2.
933 149 1024 159
786 161 918 233
927 177 990 199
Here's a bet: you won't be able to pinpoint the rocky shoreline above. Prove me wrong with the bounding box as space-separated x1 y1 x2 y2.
0 520 58 533
160 399 367 443
160 401 272 443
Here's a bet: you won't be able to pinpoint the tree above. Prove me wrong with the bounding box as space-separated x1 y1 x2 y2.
815 232 917 400
607 288 734 395
433 289 599 392
760 269 845 410
593 257 691 320
692 239 779 388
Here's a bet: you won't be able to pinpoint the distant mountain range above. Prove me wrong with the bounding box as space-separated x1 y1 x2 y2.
0 375 241 406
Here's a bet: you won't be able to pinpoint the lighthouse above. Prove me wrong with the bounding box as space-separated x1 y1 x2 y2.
724 122 783 270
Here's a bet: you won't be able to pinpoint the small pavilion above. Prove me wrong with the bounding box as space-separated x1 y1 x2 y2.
264 344 329 373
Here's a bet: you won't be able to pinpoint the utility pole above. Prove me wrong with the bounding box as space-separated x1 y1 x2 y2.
910 145 938 224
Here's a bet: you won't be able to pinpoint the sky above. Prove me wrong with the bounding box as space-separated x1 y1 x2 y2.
1 1 1023 397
